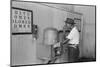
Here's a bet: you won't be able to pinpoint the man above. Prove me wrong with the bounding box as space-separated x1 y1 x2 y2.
62 18 80 62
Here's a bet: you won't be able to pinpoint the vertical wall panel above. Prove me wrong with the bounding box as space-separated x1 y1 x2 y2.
74 6 95 58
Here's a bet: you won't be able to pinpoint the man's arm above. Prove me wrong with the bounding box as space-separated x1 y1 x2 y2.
62 38 70 45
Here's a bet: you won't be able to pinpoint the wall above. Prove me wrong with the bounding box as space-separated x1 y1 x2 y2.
12 2 37 65
42 3 74 12
74 6 95 58
12 1 54 65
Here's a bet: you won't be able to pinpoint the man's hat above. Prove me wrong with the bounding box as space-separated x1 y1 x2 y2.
64 18 75 24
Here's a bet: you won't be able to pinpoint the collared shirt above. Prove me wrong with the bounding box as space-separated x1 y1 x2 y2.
66 26 79 45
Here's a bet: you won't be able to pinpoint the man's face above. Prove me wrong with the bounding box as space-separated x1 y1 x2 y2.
66 23 72 29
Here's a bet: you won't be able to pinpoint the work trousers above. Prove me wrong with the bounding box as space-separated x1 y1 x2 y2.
67 45 79 62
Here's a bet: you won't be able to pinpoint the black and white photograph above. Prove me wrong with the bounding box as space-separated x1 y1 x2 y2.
11 0 96 67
